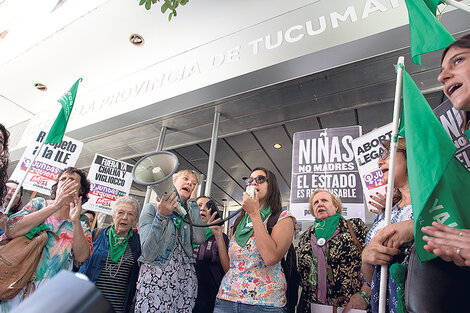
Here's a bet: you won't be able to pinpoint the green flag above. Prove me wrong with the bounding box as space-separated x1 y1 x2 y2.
404 0 454 66
45 78 82 144
400 69 470 261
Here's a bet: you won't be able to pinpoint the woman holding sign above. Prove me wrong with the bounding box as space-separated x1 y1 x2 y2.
344 138 414 313
213 167 295 313
296 189 367 312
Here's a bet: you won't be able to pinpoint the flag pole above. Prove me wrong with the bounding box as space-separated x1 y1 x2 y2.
444 0 470 13
3 140 46 215
4 77 82 217
378 56 405 313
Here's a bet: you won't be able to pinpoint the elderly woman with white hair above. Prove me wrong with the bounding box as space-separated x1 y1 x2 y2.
79 196 141 313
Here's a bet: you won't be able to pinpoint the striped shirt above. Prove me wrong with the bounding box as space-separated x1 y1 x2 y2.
95 245 134 313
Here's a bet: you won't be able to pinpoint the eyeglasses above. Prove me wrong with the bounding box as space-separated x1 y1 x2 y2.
379 147 406 160
245 175 267 186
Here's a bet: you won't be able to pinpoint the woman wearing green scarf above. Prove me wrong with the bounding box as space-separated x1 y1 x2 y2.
214 167 296 313
135 169 206 313
78 196 141 313
297 190 368 312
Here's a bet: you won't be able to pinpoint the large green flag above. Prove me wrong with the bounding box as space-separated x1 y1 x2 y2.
404 0 454 66
45 78 82 144
401 69 470 261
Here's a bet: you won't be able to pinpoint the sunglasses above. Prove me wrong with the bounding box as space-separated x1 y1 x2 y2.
245 175 268 186
379 147 406 160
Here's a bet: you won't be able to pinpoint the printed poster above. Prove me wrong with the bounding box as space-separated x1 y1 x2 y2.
434 99 470 171
352 123 392 213
83 154 134 215
290 126 364 221
10 130 83 195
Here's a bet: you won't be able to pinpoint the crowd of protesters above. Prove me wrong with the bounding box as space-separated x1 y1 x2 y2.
1 35 470 313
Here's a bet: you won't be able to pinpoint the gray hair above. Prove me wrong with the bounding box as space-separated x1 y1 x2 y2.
112 196 140 219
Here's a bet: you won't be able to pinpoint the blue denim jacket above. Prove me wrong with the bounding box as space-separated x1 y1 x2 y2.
139 199 206 266
78 226 141 313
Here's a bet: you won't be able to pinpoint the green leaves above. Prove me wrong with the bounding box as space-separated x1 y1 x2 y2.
137 0 189 21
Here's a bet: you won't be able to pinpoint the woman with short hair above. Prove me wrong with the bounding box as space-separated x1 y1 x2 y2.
297 189 367 312
79 196 141 313
134 169 206 313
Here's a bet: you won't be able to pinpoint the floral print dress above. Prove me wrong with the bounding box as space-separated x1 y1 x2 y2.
296 217 368 312
0 198 92 313
217 210 293 307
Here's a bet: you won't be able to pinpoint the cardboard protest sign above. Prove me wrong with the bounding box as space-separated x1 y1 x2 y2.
10 131 83 195
83 154 134 215
290 126 364 221
352 123 392 213
434 99 470 171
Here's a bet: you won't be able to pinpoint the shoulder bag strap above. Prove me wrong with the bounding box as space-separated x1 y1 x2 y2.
346 219 363 252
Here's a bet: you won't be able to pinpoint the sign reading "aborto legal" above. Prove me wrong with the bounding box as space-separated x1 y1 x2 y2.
290 126 364 221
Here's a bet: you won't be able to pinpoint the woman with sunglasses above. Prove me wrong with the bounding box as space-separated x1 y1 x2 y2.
296 189 367 313
344 138 414 313
213 167 295 313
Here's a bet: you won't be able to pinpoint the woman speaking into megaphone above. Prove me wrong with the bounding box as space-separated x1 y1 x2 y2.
134 169 206 313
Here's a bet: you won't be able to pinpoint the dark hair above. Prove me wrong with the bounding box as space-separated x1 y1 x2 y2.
441 35 470 131
196 195 211 201
84 210 96 218
441 34 470 64
232 167 283 232
51 167 90 204
6 180 23 197
0 124 10 206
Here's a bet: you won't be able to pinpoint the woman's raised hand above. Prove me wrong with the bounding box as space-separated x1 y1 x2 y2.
54 179 79 209
242 190 259 216
156 192 178 217
208 211 223 235
69 196 82 223
368 192 386 214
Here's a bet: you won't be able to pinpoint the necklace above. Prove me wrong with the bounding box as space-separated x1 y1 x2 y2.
105 249 131 278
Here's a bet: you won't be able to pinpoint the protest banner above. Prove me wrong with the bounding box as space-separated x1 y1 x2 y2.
10 130 83 195
290 126 364 221
83 154 134 215
352 123 393 213
434 99 470 171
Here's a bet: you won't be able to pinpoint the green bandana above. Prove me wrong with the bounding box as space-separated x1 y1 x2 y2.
314 213 341 241
172 204 187 229
24 223 50 239
235 206 271 247
205 227 213 240
108 225 132 263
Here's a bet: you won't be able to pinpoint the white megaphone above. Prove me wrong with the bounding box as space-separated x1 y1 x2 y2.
132 151 187 215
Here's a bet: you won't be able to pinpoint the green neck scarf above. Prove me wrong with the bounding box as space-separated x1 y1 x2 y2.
235 206 271 247
314 213 341 241
108 225 133 263
205 227 213 240
172 204 187 229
